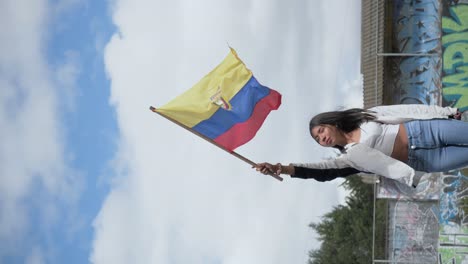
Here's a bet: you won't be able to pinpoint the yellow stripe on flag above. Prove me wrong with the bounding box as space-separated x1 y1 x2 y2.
156 48 252 128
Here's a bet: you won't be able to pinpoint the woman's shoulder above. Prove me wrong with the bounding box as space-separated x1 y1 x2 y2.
359 120 382 131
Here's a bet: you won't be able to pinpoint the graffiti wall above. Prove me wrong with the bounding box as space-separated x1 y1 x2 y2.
442 2 468 111
439 171 468 263
439 2 468 263
386 0 442 105
377 172 442 200
388 200 440 263
377 1 468 263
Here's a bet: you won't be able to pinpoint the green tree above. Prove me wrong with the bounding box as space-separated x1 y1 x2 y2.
308 176 387 264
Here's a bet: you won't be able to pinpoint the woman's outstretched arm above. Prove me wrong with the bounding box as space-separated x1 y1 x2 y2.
344 143 416 187
284 143 418 187
292 166 361 181
369 104 458 122
254 162 361 182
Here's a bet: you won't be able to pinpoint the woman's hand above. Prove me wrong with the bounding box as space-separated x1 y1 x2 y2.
254 162 282 176
453 109 463 120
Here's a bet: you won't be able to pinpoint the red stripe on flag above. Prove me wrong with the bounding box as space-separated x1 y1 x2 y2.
214 90 281 151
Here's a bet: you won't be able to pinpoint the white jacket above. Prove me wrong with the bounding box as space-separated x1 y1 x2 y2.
293 104 458 187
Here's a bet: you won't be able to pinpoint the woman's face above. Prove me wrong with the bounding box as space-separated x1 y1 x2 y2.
310 124 342 147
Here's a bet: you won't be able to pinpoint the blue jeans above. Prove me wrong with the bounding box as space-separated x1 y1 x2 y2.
404 119 468 172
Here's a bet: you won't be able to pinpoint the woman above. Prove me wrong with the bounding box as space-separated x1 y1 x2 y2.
255 104 467 187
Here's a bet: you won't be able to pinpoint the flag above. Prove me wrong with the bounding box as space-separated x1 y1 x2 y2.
154 48 281 151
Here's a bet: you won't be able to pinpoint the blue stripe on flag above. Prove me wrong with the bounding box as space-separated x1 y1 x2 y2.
193 76 270 139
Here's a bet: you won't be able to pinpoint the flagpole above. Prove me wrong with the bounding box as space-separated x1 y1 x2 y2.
149 106 283 181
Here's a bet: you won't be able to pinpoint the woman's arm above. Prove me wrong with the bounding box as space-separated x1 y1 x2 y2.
254 162 361 182
369 104 458 122
345 143 416 187
291 155 352 170
292 166 361 181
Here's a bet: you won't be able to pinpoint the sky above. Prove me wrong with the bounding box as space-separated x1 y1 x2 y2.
0 0 363 263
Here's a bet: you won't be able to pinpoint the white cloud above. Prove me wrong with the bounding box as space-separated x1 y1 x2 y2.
55 50 82 111
341 73 364 109
93 0 362 263
25 247 45 264
0 0 82 260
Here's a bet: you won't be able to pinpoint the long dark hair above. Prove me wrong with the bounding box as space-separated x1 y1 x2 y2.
309 108 376 152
